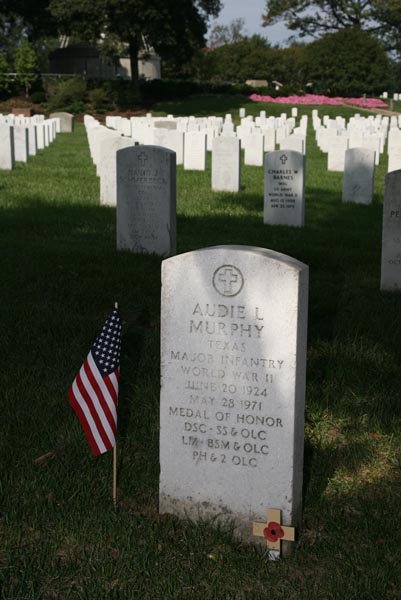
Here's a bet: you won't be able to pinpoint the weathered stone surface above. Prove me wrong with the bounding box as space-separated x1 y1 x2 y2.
342 148 375 204
160 245 308 550
116 145 176 256
381 170 401 291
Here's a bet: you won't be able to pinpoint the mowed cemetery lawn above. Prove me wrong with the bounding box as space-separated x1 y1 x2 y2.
1 97 400 600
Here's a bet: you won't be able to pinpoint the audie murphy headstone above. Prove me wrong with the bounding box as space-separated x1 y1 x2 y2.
264 150 305 227
381 170 401 291
116 145 176 257
159 245 308 553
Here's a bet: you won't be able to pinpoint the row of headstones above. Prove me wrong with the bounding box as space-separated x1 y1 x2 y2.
93 112 378 207
381 92 401 100
105 108 401 185
0 112 74 170
83 114 306 228
84 122 399 293
84 111 308 204
313 112 401 173
104 111 308 169
83 109 401 287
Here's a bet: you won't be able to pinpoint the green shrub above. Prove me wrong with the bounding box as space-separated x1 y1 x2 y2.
0 54 14 99
30 90 47 103
88 87 114 111
45 77 87 108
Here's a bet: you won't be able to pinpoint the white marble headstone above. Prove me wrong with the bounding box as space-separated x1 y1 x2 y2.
116 145 176 256
264 151 305 227
49 112 74 133
99 137 137 206
13 126 29 162
211 136 241 192
184 131 207 171
160 245 308 550
342 148 375 204
0 124 15 169
381 170 401 291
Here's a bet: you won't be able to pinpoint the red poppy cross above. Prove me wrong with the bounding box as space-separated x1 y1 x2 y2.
253 508 295 552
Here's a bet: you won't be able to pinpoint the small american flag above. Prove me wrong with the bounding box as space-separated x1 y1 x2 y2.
68 307 122 456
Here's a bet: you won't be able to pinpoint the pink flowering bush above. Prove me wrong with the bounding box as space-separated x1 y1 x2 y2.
248 93 388 109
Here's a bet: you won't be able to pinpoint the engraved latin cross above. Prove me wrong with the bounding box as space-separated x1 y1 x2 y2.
218 267 239 295
138 152 148 167
280 154 288 165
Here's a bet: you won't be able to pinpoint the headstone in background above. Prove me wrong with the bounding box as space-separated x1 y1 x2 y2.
159 245 308 554
116 145 176 256
184 131 207 171
0 124 15 169
153 129 184 165
244 133 264 167
263 128 276 152
154 121 177 130
27 125 38 157
264 150 305 227
13 126 29 162
279 135 305 155
388 143 401 174
36 123 45 150
381 170 401 291
49 112 74 133
99 137 137 206
342 148 375 205
327 135 349 171
211 136 241 192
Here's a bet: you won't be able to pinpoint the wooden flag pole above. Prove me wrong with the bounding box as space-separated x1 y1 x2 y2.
113 445 117 508
113 301 119 508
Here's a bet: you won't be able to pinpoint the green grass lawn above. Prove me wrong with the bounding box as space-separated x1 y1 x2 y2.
1 97 400 599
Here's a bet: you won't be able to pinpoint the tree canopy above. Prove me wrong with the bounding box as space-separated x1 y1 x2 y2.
1 0 221 86
48 0 222 84
299 28 389 95
262 0 401 52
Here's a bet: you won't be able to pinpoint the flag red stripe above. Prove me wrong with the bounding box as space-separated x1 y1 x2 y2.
68 387 102 456
76 368 113 451
103 373 118 405
87 353 118 423
84 361 117 437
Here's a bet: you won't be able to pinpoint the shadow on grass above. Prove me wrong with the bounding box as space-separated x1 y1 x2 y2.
1 196 400 439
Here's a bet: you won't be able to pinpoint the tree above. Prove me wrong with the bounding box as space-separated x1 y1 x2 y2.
262 0 401 53
299 28 389 95
14 39 39 97
48 0 222 88
208 17 247 48
201 39 303 85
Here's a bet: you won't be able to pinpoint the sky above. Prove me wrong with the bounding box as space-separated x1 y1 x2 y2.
208 0 293 47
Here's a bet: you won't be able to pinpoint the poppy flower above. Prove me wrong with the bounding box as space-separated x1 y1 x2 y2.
263 521 284 543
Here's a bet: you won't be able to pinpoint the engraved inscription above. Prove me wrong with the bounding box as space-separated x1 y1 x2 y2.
165 297 286 470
